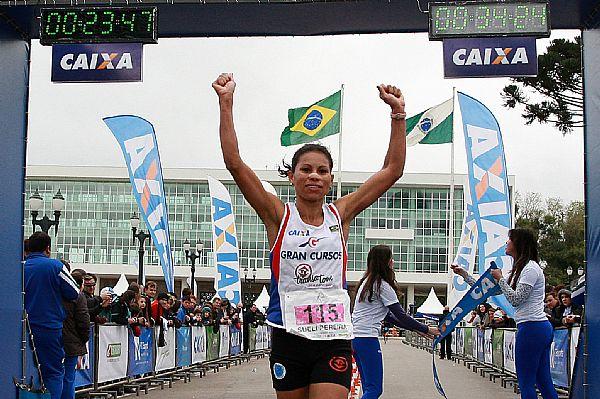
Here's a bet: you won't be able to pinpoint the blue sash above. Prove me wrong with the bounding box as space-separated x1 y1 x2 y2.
432 263 502 398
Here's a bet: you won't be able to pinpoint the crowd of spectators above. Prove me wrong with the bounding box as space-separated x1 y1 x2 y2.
463 283 585 331
466 302 516 329
544 285 584 328
24 231 267 399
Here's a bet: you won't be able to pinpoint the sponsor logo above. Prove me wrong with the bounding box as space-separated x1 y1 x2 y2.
134 336 150 362
329 225 340 232
299 236 325 248
60 52 134 70
281 250 342 261
329 356 349 372
106 343 121 359
293 263 334 286
452 47 530 66
273 362 286 379
288 229 310 237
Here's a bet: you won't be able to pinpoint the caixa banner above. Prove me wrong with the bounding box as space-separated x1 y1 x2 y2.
51 43 142 82
443 37 537 78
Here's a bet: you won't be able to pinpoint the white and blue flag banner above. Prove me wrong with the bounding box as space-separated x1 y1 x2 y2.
208 176 242 305
433 264 502 398
448 183 478 308
457 92 514 316
104 115 174 291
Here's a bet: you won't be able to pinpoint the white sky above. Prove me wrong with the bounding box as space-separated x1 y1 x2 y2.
26 30 583 202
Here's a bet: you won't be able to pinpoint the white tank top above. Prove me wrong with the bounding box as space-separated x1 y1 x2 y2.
266 203 353 340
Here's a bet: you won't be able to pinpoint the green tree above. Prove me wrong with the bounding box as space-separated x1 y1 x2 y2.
515 192 584 286
502 37 582 134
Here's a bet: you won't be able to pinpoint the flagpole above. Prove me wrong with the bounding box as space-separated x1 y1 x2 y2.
448 87 456 301
337 84 345 199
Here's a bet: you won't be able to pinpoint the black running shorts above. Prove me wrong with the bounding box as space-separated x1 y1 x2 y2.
269 327 352 391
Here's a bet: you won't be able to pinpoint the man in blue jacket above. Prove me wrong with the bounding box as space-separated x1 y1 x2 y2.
24 232 79 399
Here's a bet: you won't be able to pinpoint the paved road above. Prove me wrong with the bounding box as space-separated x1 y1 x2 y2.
142 339 516 399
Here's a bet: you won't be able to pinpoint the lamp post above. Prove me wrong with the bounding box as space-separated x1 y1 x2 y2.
243 265 257 286
578 266 584 277
29 188 65 235
183 239 203 294
130 213 151 286
567 266 573 277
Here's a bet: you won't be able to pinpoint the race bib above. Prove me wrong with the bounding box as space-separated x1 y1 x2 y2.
284 289 353 340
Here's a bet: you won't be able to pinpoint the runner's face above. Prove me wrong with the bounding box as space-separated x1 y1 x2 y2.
289 151 333 201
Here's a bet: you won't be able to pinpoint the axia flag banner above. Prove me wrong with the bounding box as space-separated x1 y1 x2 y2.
457 92 514 316
280 91 341 146
433 263 502 398
208 176 242 305
448 183 478 308
104 115 174 291
405 98 453 146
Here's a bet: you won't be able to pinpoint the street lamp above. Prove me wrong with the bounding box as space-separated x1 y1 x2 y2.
130 212 151 285
566 266 573 276
29 188 65 236
183 239 203 294
578 266 584 276
244 265 257 285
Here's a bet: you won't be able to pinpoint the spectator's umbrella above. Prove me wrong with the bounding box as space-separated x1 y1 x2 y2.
254 285 270 311
416 288 444 316
113 273 129 296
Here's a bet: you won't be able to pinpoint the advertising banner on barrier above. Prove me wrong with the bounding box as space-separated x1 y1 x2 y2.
464 328 473 358
256 326 268 350
503 330 516 373
177 327 192 367
550 329 569 387
492 329 504 369
207 328 220 361
230 325 242 356
98 325 129 383
455 328 464 355
484 329 493 365
128 327 154 377
155 327 176 372
74 326 94 387
476 329 485 362
249 326 257 352
219 324 230 358
192 326 207 364
570 327 580 375
208 176 242 305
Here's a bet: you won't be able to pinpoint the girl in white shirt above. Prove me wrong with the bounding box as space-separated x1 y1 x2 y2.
352 245 438 399
452 228 558 399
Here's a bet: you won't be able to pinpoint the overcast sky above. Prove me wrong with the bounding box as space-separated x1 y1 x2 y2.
26 30 583 202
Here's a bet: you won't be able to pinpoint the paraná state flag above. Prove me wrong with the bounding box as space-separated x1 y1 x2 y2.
280 90 341 146
405 98 453 146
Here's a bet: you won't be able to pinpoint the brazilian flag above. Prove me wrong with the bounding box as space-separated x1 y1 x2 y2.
280 90 341 146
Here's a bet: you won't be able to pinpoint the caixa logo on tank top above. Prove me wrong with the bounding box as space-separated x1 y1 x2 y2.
294 263 334 287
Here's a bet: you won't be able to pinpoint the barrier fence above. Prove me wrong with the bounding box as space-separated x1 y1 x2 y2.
406 326 580 390
26 324 271 391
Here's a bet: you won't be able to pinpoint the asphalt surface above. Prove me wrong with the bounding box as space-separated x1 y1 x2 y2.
141 339 517 399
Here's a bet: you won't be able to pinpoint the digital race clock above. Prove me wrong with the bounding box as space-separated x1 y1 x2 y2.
429 1 550 40
40 7 157 45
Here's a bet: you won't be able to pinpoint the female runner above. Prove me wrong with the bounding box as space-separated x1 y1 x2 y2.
451 228 558 399
352 245 439 399
212 73 407 399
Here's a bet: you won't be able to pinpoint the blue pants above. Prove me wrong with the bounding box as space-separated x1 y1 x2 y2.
515 321 558 399
352 337 383 399
61 356 78 399
31 326 65 399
